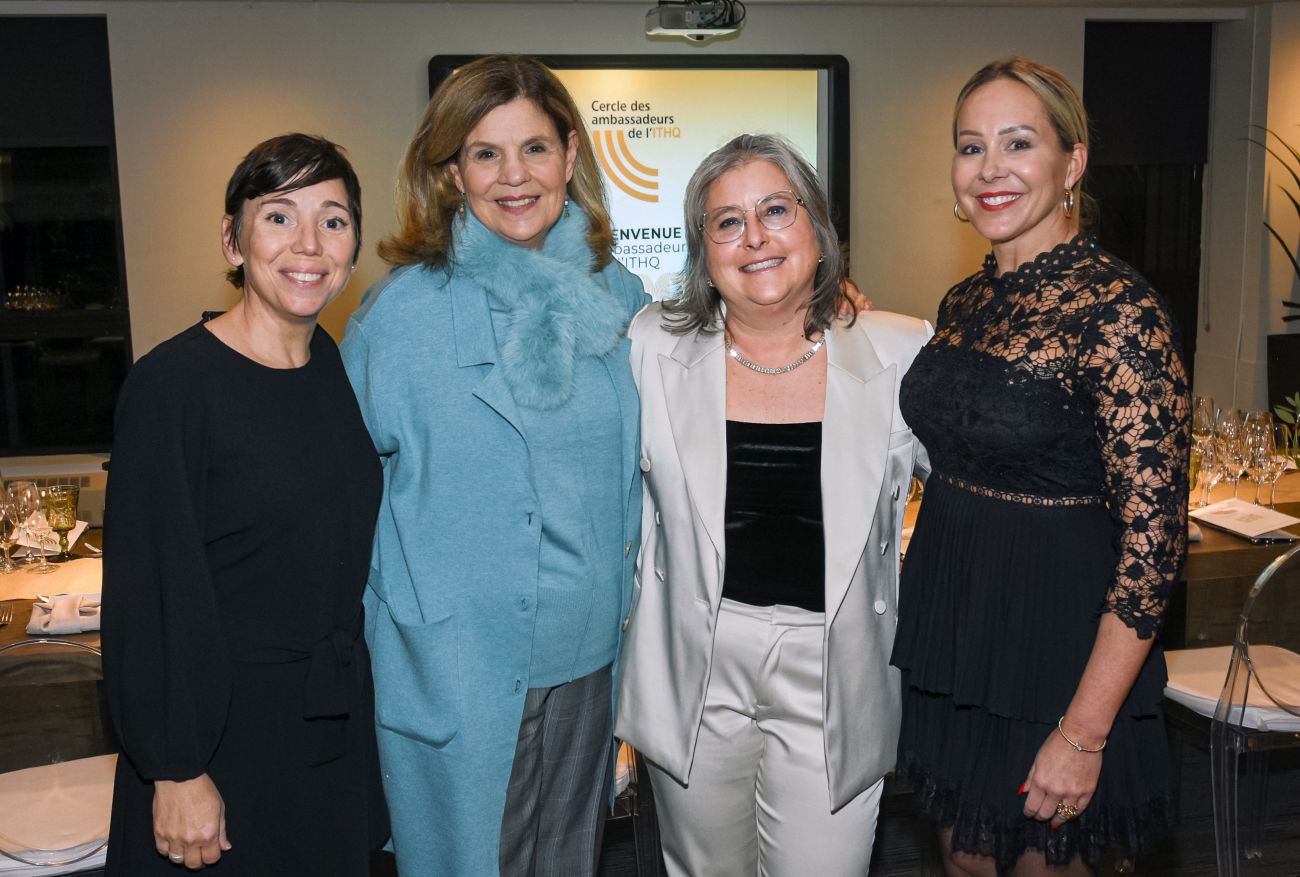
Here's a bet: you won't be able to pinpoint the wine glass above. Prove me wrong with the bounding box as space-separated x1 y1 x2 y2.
1218 433 1248 500
0 499 19 574
26 507 57 575
6 481 41 565
42 484 79 563
1269 423 1293 508
1191 395 1215 446
1245 430 1274 506
1189 443 1203 507
1198 439 1224 507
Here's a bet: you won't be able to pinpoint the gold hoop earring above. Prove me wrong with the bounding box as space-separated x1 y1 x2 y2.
1063 188 1075 218
953 202 970 223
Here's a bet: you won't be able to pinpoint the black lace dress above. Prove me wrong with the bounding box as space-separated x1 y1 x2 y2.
891 237 1190 871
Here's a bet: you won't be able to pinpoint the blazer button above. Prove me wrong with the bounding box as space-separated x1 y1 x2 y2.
892 484 901 500
655 511 662 526
625 540 633 557
879 540 889 555
640 457 651 472
874 599 888 615
622 614 631 631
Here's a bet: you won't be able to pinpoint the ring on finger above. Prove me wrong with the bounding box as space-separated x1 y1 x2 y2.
1055 801 1079 822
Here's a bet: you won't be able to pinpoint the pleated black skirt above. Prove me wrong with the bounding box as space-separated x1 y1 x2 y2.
891 476 1177 872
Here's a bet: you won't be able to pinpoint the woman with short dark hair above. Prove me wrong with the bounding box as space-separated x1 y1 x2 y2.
103 133 387 874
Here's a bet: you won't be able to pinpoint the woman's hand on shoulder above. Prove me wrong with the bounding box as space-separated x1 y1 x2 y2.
153 773 231 869
838 278 875 316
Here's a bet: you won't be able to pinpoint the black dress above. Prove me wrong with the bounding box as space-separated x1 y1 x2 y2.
102 323 387 875
891 238 1190 871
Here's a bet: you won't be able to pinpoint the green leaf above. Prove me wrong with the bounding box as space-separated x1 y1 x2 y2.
1277 406 1296 424
1263 221 1300 281
1283 185 1300 226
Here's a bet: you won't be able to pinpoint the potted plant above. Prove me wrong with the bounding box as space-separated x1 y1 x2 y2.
1251 126 1300 410
1275 391 1300 466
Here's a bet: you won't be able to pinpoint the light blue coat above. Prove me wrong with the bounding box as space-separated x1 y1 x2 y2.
341 212 646 876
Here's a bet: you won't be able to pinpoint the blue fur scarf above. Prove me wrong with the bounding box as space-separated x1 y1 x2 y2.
450 205 627 410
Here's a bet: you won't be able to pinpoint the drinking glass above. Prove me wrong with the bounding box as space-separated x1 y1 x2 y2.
1245 432 1274 505
1270 423 1293 508
1198 439 1224 507
1244 410 1272 433
6 481 41 565
0 500 19 574
1191 395 1216 446
1189 444 1202 506
1218 434 1249 500
26 508 56 575
42 484 79 562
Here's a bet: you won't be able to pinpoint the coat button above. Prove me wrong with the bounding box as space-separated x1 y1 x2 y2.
514 679 523 693
655 511 662 526
625 540 633 557
622 614 631 631
879 540 889 555
874 599 887 614
892 484 901 500
640 457 651 472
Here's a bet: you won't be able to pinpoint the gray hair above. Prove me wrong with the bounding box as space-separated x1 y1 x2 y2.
663 133 847 337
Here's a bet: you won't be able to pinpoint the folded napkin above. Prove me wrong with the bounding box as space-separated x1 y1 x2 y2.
25 593 101 635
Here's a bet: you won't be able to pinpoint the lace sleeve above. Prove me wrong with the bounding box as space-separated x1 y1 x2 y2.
1077 274 1191 639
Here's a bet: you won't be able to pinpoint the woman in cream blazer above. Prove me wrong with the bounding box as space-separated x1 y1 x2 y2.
615 135 931 876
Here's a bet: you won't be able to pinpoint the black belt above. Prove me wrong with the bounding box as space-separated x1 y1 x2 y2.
222 609 364 766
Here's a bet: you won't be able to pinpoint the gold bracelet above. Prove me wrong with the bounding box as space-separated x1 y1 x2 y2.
1057 716 1106 753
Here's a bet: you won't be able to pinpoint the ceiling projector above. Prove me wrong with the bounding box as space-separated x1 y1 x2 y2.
645 1 744 42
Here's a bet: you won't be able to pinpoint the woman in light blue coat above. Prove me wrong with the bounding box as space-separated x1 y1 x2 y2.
341 55 646 876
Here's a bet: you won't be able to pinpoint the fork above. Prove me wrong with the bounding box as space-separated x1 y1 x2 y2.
0 603 13 628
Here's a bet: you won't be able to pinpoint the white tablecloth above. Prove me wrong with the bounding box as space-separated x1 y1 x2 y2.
0 560 102 603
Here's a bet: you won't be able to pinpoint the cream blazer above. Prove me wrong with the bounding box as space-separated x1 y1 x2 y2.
614 303 932 811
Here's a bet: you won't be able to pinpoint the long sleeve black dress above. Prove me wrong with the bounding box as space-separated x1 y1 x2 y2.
891 237 1190 872
102 322 387 875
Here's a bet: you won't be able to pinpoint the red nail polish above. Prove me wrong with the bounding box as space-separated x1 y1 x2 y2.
1018 783 1027 794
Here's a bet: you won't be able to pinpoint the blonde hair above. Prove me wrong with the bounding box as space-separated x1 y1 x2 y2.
953 57 1091 219
378 54 613 269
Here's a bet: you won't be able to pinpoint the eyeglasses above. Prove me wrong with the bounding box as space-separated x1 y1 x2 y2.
700 191 805 244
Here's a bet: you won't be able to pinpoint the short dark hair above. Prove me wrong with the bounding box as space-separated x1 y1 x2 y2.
223 133 362 288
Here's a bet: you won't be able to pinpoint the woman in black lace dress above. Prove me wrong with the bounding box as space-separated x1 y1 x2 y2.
891 58 1190 875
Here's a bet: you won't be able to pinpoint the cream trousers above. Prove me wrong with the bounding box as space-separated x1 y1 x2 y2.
647 598 884 877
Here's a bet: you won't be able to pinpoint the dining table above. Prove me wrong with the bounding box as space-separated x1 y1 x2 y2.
0 534 113 875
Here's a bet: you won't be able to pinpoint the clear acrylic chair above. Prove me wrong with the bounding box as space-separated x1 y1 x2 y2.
1164 543 1300 876
0 638 116 874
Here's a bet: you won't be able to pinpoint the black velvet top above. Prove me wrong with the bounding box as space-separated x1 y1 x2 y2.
722 420 825 613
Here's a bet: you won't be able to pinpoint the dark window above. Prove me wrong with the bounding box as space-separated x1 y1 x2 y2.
0 16 130 454
1084 22 1212 385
